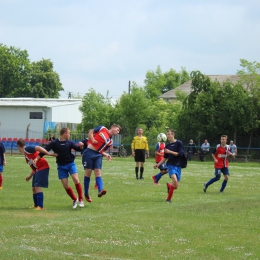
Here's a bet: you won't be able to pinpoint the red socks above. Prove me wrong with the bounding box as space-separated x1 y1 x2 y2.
75 183 83 201
66 187 77 201
0 175 3 187
166 183 175 201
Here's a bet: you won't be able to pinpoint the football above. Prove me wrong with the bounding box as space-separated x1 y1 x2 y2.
157 133 167 142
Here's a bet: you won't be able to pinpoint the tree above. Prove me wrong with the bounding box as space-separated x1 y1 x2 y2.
29 59 63 98
237 59 260 151
117 83 150 138
0 44 31 97
78 89 113 132
177 70 256 145
0 44 63 98
144 66 190 100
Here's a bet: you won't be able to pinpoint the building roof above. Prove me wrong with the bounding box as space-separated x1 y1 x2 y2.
0 98 82 107
159 75 240 99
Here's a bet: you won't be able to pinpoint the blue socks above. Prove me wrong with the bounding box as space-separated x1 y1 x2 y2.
220 180 227 192
37 192 44 208
84 176 91 196
96 176 103 192
33 193 37 207
155 172 163 182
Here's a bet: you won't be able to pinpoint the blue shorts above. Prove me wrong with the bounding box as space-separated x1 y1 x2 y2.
158 162 168 171
168 165 182 182
32 168 49 188
57 162 78 180
215 167 230 176
0 165 4 172
82 148 102 170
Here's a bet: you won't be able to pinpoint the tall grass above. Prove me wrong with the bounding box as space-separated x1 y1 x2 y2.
0 155 259 259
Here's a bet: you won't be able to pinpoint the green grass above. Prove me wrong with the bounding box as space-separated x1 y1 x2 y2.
0 155 259 260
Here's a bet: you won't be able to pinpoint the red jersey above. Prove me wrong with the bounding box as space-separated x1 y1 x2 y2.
155 142 165 163
88 126 113 154
24 146 49 172
212 144 230 168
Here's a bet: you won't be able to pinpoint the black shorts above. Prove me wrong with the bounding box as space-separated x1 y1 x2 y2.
134 149 146 162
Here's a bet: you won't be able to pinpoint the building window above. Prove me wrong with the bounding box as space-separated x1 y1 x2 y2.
30 112 43 119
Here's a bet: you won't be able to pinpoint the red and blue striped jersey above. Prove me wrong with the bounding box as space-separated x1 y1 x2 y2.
89 126 113 154
212 144 230 168
24 146 49 172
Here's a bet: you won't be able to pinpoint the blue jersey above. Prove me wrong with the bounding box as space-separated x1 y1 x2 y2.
0 143 5 165
40 139 81 165
164 140 186 167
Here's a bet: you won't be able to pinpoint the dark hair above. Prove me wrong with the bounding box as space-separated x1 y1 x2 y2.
110 124 121 130
167 129 175 134
60 127 69 135
17 139 26 147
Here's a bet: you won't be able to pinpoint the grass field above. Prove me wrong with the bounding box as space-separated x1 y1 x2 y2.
0 155 259 260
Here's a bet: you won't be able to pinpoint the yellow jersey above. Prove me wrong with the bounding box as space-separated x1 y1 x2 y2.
131 135 149 150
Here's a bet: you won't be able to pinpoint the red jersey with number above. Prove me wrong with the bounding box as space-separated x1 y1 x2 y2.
212 144 230 168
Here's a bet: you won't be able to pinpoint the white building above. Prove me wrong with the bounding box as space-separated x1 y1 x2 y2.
0 98 82 139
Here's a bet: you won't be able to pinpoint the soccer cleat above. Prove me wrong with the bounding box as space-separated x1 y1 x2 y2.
152 176 159 185
0 187 3 190
78 199 84 208
165 199 172 203
72 199 78 209
136 177 139 180
34 206 44 210
98 189 107 197
140 177 144 180
29 205 37 209
203 183 208 193
85 194 92 203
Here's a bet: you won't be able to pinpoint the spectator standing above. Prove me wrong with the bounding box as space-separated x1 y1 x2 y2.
229 140 237 155
48 134 55 143
199 139 210 161
131 127 149 180
186 139 197 161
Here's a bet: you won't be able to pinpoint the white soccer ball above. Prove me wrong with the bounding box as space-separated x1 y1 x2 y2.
157 133 167 142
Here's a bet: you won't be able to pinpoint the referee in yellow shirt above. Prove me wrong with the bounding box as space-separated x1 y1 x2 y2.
131 127 149 180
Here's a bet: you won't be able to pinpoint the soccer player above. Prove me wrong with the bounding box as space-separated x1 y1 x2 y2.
154 129 186 202
17 139 57 210
0 141 6 190
38 128 84 209
131 127 149 180
82 124 121 203
203 135 235 193
152 138 167 185
79 136 97 189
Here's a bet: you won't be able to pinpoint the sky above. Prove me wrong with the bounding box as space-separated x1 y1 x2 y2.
1 0 260 99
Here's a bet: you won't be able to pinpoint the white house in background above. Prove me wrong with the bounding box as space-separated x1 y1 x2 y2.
159 75 241 102
0 98 82 139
